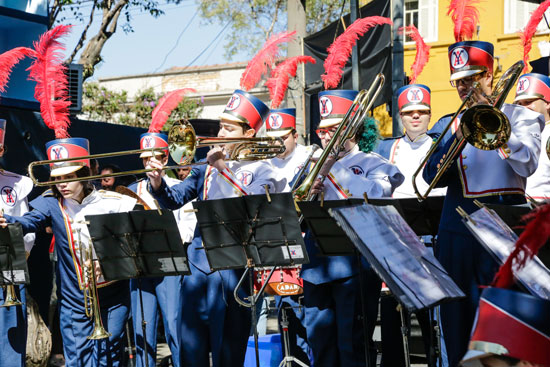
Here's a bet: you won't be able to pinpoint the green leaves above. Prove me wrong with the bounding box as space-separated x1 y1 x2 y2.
81 83 203 129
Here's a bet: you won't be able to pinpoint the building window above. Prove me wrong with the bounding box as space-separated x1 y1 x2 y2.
404 0 438 44
504 0 550 34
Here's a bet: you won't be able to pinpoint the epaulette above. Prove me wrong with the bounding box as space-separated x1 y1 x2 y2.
436 112 454 121
0 170 21 179
97 190 124 200
380 135 404 141
41 189 55 197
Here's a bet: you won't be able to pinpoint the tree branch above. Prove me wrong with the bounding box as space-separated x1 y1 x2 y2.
67 0 98 64
78 0 128 80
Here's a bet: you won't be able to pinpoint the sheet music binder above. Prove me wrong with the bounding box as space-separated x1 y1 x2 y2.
328 204 465 312
460 205 550 300
0 223 29 285
85 209 190 281
193 193 308 271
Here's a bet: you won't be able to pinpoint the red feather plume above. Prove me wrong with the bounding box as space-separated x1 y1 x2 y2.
492 204 550 289
519 0 550 73
322 16 392 90
0 47 35 94
447 0 482 42
401 25 430 84
240 31 297 91
266 56 315 108
149 88 197 133
27 25 72 139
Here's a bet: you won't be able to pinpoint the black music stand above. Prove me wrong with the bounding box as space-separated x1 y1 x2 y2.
193 192 306 367
85 209 190 367
368 196 445 237
0 223 29 308
0 223 29 287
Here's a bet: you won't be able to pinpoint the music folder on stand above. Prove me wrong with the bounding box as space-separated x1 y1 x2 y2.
85 209 190 367
193 191 307 367
0 223 30 307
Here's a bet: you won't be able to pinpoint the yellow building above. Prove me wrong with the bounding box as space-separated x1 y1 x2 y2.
378 0 549 135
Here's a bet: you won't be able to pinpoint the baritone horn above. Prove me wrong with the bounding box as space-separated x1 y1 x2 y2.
27 119 285 186
77 227 111 340
411 61 524 201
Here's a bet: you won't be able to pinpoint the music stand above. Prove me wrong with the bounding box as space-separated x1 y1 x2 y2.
0 223 29 308
193 192 306 367
85 209 190 367
368 196 445 236
0 223 29 286
458 204 550 300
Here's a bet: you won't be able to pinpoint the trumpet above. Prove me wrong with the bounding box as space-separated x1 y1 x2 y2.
28 119 285 186
294 73 385 201
411 61 524 201
1 284 22 308
77 227 111 340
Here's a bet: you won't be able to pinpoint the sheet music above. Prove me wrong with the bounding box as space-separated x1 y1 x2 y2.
330 204 464 311
465 207 550 300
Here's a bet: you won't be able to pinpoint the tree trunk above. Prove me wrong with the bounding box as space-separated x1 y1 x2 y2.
77 0 128 80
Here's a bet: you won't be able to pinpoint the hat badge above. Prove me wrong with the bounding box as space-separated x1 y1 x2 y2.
407 88 424 103
143 136 156 148
450 47 469 69
516 77 530 93
319 96 333 117
226 94 241 111
49 145 69 161
268 113 283 129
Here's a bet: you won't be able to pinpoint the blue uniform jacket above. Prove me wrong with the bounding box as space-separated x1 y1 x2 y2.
4 192 127 308
423 104 544 233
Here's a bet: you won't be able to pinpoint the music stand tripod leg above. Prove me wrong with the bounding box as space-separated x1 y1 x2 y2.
137 279 149 367
398 304 411 367
356 252 372 367
278 306 308 367
248 267 261 367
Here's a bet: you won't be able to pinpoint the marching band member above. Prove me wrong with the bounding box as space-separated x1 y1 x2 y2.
513 73 550 202
377 84 446 198
146 89 283 367
376 85 445 367
300 90 403 366
423 39 544 366
127 131 189 367
267 108 313 191
266 108 313 363
0 138 137 367
0 119 35 367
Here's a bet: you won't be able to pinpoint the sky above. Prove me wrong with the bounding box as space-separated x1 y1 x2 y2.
59 1 250 80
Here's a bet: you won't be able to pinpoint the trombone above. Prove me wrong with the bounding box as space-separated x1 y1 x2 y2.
411 61 524 201
77 227 111 340
294 73 386 201
28 120 285 186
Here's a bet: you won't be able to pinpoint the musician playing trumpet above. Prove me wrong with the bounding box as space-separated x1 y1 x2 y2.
513 73 550 202
146 90 284 367
423 40 544 366
0 137 137 367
